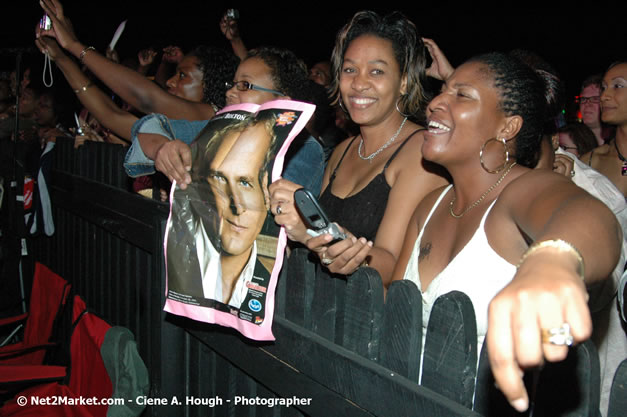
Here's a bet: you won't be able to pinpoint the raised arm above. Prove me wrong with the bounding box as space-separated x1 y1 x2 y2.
35 35 135 140
219 12 247 61
39 0 215 121
153 46 184 88
423 38 455 81
488 169 622 412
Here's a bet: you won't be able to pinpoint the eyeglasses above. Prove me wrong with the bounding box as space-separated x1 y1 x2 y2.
560 145 578 152
578 96 600 104
225 81 284 96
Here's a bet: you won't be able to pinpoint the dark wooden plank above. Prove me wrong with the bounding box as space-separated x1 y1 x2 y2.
379 279 422 382
476 339 602 417
274 254 288 319
608 358 627 417
186 318 372 417
189 317 480 417
474 339 544 417
310 266 347 343
534 339 600 417
342 267 384 360
283 248 316 328
50 171 168 252
421 291 478 410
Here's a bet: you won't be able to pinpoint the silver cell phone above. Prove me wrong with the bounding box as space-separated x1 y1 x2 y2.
294 188 346 242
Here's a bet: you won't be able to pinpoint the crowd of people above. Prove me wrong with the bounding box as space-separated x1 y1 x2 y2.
1 0 624 415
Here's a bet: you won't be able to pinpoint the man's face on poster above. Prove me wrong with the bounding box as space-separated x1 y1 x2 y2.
208 124 271 257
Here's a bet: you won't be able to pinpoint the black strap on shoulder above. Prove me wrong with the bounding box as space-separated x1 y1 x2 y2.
383 129 425 171
329 128 426 183
328 135 359 185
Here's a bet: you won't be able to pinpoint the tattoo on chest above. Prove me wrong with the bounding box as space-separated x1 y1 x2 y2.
419 242 432 261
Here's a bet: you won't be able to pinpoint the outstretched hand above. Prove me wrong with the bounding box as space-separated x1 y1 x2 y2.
38 0 80 52
219 14 241 41
34 33 67 62
106 47 120 63
138 48 157 67
486 253 591 412
423 38 454 81
162 46 184 64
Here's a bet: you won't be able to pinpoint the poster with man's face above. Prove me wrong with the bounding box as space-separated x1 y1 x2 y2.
163 101 314 341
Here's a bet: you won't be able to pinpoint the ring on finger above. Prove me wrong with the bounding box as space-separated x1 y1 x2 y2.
276 204 282 215
540 323 573 346
321 253 334 265
570 170 575 177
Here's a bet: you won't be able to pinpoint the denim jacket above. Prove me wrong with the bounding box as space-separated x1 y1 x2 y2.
124 113 325 196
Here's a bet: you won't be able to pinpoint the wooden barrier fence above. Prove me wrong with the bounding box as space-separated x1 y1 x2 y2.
12 138 625 417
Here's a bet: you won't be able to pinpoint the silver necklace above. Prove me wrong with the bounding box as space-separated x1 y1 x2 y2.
449 162 517 218
358 117 408 163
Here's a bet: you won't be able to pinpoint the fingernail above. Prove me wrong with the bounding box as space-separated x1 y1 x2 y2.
511 398 528 412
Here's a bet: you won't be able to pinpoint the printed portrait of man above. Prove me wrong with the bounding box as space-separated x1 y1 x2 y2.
166 112 280 310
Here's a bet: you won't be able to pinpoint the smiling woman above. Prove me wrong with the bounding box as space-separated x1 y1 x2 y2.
269 10 449 285
392 52 622 413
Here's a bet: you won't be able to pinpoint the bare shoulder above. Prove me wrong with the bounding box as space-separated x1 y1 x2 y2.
499 167 585 211
581 143 611 164
391 127 448 179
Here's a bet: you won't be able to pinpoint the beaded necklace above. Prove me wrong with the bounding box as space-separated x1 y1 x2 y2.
613 139 627 176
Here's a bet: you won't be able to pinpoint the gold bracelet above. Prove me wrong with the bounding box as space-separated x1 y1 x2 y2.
517 239 585 281
73 82 93 94
79 46 96 64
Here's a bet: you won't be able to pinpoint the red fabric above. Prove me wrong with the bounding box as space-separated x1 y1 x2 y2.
67 297 113 417
132 175 153 193
0 263 71 366
0 365 66 383
0 313 28 327
0 265 114 417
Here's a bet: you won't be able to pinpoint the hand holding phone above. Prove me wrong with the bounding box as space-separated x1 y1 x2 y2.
294 188 346 243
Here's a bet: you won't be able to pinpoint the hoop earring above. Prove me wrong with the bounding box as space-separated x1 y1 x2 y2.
395 95 412 118
479 137 509 174
338 99 349 114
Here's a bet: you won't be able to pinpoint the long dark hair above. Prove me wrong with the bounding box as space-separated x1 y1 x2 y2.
329 10 428 118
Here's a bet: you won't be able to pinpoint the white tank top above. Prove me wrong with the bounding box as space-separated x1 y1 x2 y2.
403 184 516 357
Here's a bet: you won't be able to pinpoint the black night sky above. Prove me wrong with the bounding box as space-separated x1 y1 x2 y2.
2 2 625 102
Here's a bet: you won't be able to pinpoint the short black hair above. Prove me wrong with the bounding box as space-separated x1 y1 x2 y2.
468 52 548 168
246 47 309 100
188 46 239 108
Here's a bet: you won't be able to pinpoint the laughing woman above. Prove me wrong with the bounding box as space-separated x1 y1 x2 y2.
391 52 622 413
270 11 448 285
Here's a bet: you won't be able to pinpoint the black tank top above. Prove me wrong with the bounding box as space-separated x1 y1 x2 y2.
319 130 423 241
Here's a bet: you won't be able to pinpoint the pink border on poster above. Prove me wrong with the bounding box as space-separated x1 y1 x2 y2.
163 100 315 341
